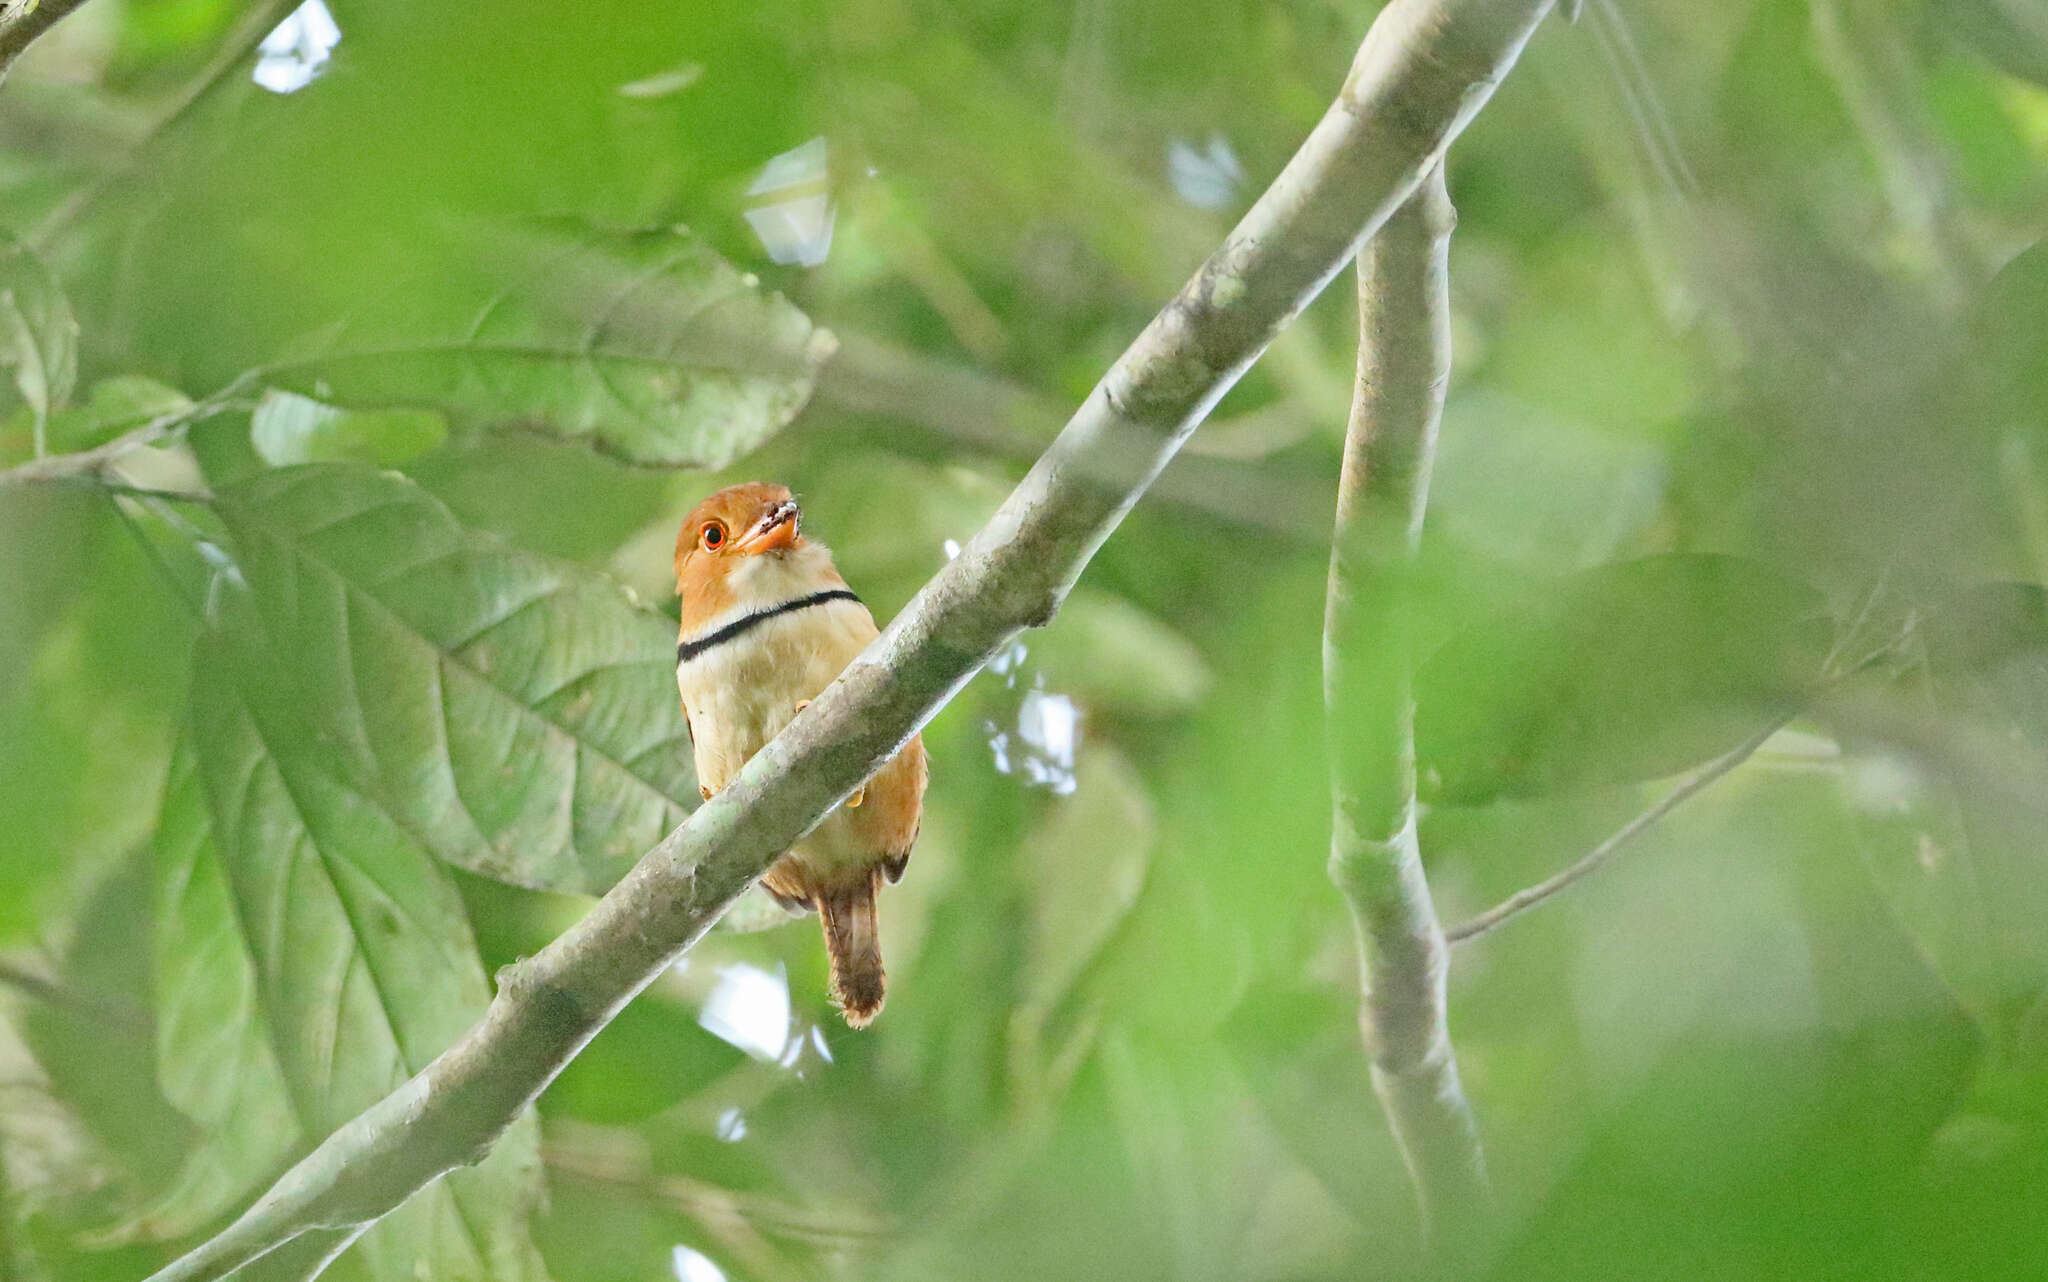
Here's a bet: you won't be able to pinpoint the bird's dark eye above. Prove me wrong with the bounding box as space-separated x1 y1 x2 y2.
701 521 726 551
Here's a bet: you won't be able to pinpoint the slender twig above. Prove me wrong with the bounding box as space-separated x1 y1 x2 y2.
1323 162 1489 1244
0 414 180 484
0 0 94 79
1444 711 1792 943
1443 611 1917 947
140 4 1558 1279
0 387 242 487
1586 0 1697 197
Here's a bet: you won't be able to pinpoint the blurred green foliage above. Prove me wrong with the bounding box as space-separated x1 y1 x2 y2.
1 0 2047 1280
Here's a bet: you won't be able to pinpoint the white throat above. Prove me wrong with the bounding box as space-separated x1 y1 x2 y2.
685 541 843 640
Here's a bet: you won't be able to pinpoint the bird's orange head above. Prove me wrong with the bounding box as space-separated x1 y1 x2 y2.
675 482 810 616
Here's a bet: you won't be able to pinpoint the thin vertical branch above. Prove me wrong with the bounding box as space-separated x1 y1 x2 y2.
1323 164 1489 1242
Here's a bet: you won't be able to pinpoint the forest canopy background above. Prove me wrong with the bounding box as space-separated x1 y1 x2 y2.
4 1 2048 1280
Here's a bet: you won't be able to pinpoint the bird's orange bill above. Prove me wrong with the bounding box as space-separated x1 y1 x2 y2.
731 499 800 553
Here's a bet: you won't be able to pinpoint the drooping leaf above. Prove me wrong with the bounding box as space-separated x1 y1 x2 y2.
1415 554 1832 804
1845 761 2014 1036
250 390 447 468
148 626 548 1279
257 221 834 468
0 488 103 941
140 743 301 1240
0 232 79 433
212 463 696 895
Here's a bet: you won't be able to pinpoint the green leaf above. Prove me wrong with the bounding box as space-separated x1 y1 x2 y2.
1415 554 1832 805
258 221 833 468
149 627 548 1279
1483 231 1700 434
250 390 448 468
212 463 695 894
42 375 195 456
540 990 745 1125
0 232 79 436
0 490 191 945
141 742 301 1240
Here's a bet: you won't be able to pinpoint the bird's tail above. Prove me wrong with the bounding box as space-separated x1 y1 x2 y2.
815 871 885 1028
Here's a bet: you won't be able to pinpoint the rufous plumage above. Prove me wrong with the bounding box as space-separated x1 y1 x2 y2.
674 483 925 1027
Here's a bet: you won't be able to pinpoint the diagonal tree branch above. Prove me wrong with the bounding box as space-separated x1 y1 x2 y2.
140 2 1558 1278
816 331 1332 540
0 0 92 79
1322 162 1489 1243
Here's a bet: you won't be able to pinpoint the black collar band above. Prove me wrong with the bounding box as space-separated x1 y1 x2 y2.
677 588 861 665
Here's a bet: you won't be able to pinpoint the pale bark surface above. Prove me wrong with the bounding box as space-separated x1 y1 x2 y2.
1323 164 1489 1240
